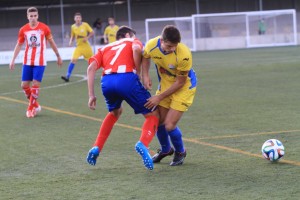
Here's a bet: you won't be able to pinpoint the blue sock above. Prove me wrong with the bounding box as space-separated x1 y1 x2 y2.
156 125 171 153
66 63 75 78
168 127 185 153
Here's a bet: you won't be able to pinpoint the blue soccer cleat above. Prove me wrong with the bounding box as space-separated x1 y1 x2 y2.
86 146 100 166
135 141 154 170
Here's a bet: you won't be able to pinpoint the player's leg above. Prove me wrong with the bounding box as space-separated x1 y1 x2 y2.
139 111 159 148
134 111 159 170
120 73 159 170
61 48 80 82
61 58 77 82
87 108 122 166
29 80 41 115
27 66 45 117
165 87 197 166
21 65 33 100
164 109 185 151
83 45 93 61
151 106 174 163
87 74 122 166
22 80 32 118
93 108 122 150
163 108 187 166
120 73 159 147
21 81 31 100
21 65 35 117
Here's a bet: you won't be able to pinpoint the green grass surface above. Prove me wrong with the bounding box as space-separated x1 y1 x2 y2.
1 47 300 199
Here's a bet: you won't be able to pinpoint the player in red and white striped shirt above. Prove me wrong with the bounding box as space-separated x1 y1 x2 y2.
9 7 62 118
86 26 159 170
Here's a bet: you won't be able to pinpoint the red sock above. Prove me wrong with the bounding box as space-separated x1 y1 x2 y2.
29 85 39 110
139 115 159 147
23 86 31 100
94 112 118 151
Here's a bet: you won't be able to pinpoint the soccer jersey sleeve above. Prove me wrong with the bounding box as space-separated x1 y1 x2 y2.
133 39 143 50
71 25 75 38
17 28 25 44
43 24 53 40
89 49 103 69
143 37 159 59
143 42 151 59
84 22 93 33
177 44 192 72
104 27 108 36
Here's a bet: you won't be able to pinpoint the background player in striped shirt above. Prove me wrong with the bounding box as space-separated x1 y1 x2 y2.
142 25 197 166
86 26 159 170
9 7 62 118
61 12 94 82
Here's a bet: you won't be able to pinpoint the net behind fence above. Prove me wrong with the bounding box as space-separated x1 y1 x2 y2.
145 17 195 51
145 9 297 51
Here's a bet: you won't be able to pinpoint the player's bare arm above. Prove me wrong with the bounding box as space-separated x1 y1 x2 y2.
103 33 108 44
48 38 63 67
87 61 98 110
132 42 142 75
69 35 74 46
141 57 152 90
144 71 188 109
9 43 23 71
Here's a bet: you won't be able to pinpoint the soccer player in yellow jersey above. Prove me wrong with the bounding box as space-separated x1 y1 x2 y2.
142 25 197 166
61 12 94 82
103 17 119 44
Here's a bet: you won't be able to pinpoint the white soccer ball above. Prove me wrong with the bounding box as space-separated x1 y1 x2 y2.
261 139 285 162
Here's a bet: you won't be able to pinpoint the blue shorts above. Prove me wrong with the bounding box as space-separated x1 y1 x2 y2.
101 73 152 115
22 65 45 82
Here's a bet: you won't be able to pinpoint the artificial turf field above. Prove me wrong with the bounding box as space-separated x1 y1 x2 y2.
1 46 300 199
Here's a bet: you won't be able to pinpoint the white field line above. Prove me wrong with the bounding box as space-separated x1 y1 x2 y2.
0 74 87 96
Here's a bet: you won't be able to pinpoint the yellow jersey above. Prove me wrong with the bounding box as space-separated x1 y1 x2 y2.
143 36 197 90
71 22 93 46
104 25 119 43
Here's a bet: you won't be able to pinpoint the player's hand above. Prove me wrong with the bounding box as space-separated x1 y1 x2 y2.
144 95 161 110
88 96 97 110
9 62 15 71
143 76 152 90
82 37 88 43
57 57 63 68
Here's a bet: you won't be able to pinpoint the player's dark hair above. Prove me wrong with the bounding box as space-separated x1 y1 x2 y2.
74 12 82 17
161 25 181 44
27 7 38 14
116 26 136 40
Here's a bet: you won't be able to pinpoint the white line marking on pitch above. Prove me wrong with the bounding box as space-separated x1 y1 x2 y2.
0 74 87 96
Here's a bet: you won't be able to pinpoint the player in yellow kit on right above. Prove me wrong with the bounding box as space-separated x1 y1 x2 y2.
142 25 197 166
61 12 94 82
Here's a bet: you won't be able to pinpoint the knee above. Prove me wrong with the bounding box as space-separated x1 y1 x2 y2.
158 116 164 125
164 122 176 132
111 107 123 119
152 110 160 119
71 59 77 64
32 80 40 87
21 82 29 89
144 110 160 121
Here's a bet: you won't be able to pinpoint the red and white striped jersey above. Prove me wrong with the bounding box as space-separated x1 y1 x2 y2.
17 22 52 66
89 38 143 75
